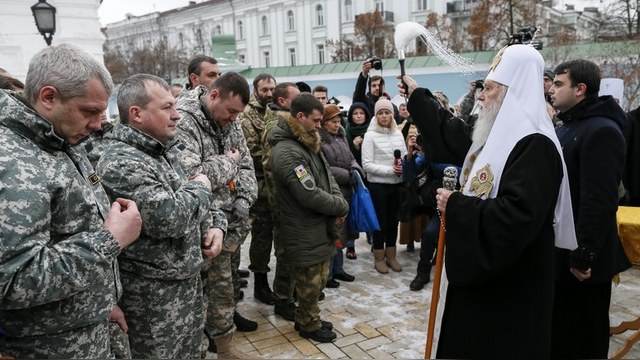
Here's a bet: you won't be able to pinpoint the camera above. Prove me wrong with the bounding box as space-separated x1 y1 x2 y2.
474 79 484 90
369 57 383 70
509 26 543 50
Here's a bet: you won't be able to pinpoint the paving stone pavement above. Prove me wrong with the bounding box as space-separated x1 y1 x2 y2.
213 235 640 359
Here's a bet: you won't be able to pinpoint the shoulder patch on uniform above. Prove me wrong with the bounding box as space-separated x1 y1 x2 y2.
88 172 100 185
293 164 315 191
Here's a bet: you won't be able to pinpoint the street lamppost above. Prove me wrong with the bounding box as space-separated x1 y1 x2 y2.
31 0 57 46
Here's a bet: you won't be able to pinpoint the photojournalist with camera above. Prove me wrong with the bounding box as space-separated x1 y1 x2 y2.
353 56 399 122
458 79 484 124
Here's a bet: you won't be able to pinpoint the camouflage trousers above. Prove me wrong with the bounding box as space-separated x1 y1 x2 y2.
248 199 274 273
273 235 295 305
202 251 235 337
2 321 112 358
119 271 205 359
109 321 131 359
231 246 242 303
291 260 330 332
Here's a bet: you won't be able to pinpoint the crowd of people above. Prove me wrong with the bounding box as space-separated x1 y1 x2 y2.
0 38 638 360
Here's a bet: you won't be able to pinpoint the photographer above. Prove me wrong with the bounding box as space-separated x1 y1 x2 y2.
353 57 399 121
459 79 483 124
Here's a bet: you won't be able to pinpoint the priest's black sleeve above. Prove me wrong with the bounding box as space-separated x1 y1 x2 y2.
407 87 472 166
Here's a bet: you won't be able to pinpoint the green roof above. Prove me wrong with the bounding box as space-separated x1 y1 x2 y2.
239 40 640 78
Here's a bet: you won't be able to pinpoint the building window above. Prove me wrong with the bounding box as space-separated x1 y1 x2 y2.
316 5 324 26
317 44 325 64
262 16 269 35
264 51 271 68
179 32 184 49
237 20 244 40
417 0 428 10
214 25 222 35
287 10 295 31
239 54 245 63
289 48 296 66
344 0 353 21
375 0 384 13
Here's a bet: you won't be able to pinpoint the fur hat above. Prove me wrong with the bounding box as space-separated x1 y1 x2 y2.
322 104 342 124
374 98 394 115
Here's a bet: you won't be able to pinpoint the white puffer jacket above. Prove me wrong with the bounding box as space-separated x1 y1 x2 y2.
361 117 407 184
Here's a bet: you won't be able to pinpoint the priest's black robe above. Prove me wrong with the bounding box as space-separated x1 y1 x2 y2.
408 88 562 359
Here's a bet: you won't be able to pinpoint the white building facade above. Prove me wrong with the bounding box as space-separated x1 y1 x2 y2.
0 0 105 81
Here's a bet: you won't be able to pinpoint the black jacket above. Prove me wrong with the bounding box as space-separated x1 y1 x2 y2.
555 95 631 283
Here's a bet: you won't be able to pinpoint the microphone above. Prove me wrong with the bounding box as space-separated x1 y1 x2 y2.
442 166 458 191
393 149 402 177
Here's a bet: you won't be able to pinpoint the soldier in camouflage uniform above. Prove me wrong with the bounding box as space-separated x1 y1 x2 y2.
86 112 116 168
175 72 258 359
268 93 348 343
262 82 301 319
97 74 226 359
238 73 278 306
0 43 142 358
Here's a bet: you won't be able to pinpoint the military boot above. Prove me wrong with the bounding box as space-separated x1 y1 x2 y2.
254 272 275 305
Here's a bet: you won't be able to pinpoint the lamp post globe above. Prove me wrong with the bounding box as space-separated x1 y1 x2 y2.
31 0 56 46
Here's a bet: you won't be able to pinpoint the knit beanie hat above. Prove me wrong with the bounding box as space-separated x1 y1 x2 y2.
322 104 342 125
374 98 394 115
543 69 555 80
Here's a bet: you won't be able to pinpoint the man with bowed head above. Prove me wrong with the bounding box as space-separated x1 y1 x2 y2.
0 43 142 358
399 44 577 358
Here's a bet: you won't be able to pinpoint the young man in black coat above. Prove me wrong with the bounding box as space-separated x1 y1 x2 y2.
549 59 631 359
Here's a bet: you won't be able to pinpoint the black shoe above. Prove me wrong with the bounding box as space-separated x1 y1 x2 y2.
239 278 248 288
294 320 333 331
204 329 216 353
333 272 355 282
274 302 297 321
234 290 244 302
233 311 258 332
299 327 337 343
410 272 430 291
325 279 340 288
254 273 276 305
238 269 250 278
318 291 325 301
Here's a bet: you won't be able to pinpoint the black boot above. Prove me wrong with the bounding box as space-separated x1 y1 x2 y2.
410 272 431 291
254 273 275 305
274 302 297 321
204 329 216 353
233 311 258 332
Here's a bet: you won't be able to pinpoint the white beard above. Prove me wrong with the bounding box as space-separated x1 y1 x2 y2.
471 88 506 145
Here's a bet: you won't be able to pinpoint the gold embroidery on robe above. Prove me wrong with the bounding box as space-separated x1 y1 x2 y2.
470 164 494 198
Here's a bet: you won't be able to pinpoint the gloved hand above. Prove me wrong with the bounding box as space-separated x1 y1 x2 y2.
232 197 251 219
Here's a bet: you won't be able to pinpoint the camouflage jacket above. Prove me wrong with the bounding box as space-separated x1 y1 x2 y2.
238 94 277 200
268 114 349 266
176 86 257 249
98 124 226 280
261 109 289 209
0 90 121 337
85 120 115 168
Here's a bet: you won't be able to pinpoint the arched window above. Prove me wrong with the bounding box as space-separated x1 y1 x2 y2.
261 15 269 35
316 5 324 26
344 0 353 21
287 10 295 31
237 20 244 39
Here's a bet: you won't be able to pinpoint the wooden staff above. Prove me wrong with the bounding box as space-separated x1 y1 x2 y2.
425 167 458 358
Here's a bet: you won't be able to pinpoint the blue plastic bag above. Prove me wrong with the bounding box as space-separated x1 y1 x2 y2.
348 171 380 233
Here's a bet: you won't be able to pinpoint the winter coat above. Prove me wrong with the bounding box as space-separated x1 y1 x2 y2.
0 90 121 338
319 126 362 199
238 93 278 200
98 124 227 280
345 102 372 165
268 114 349 266
555 94 631 283
361 116 407 184
175 86 257 250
